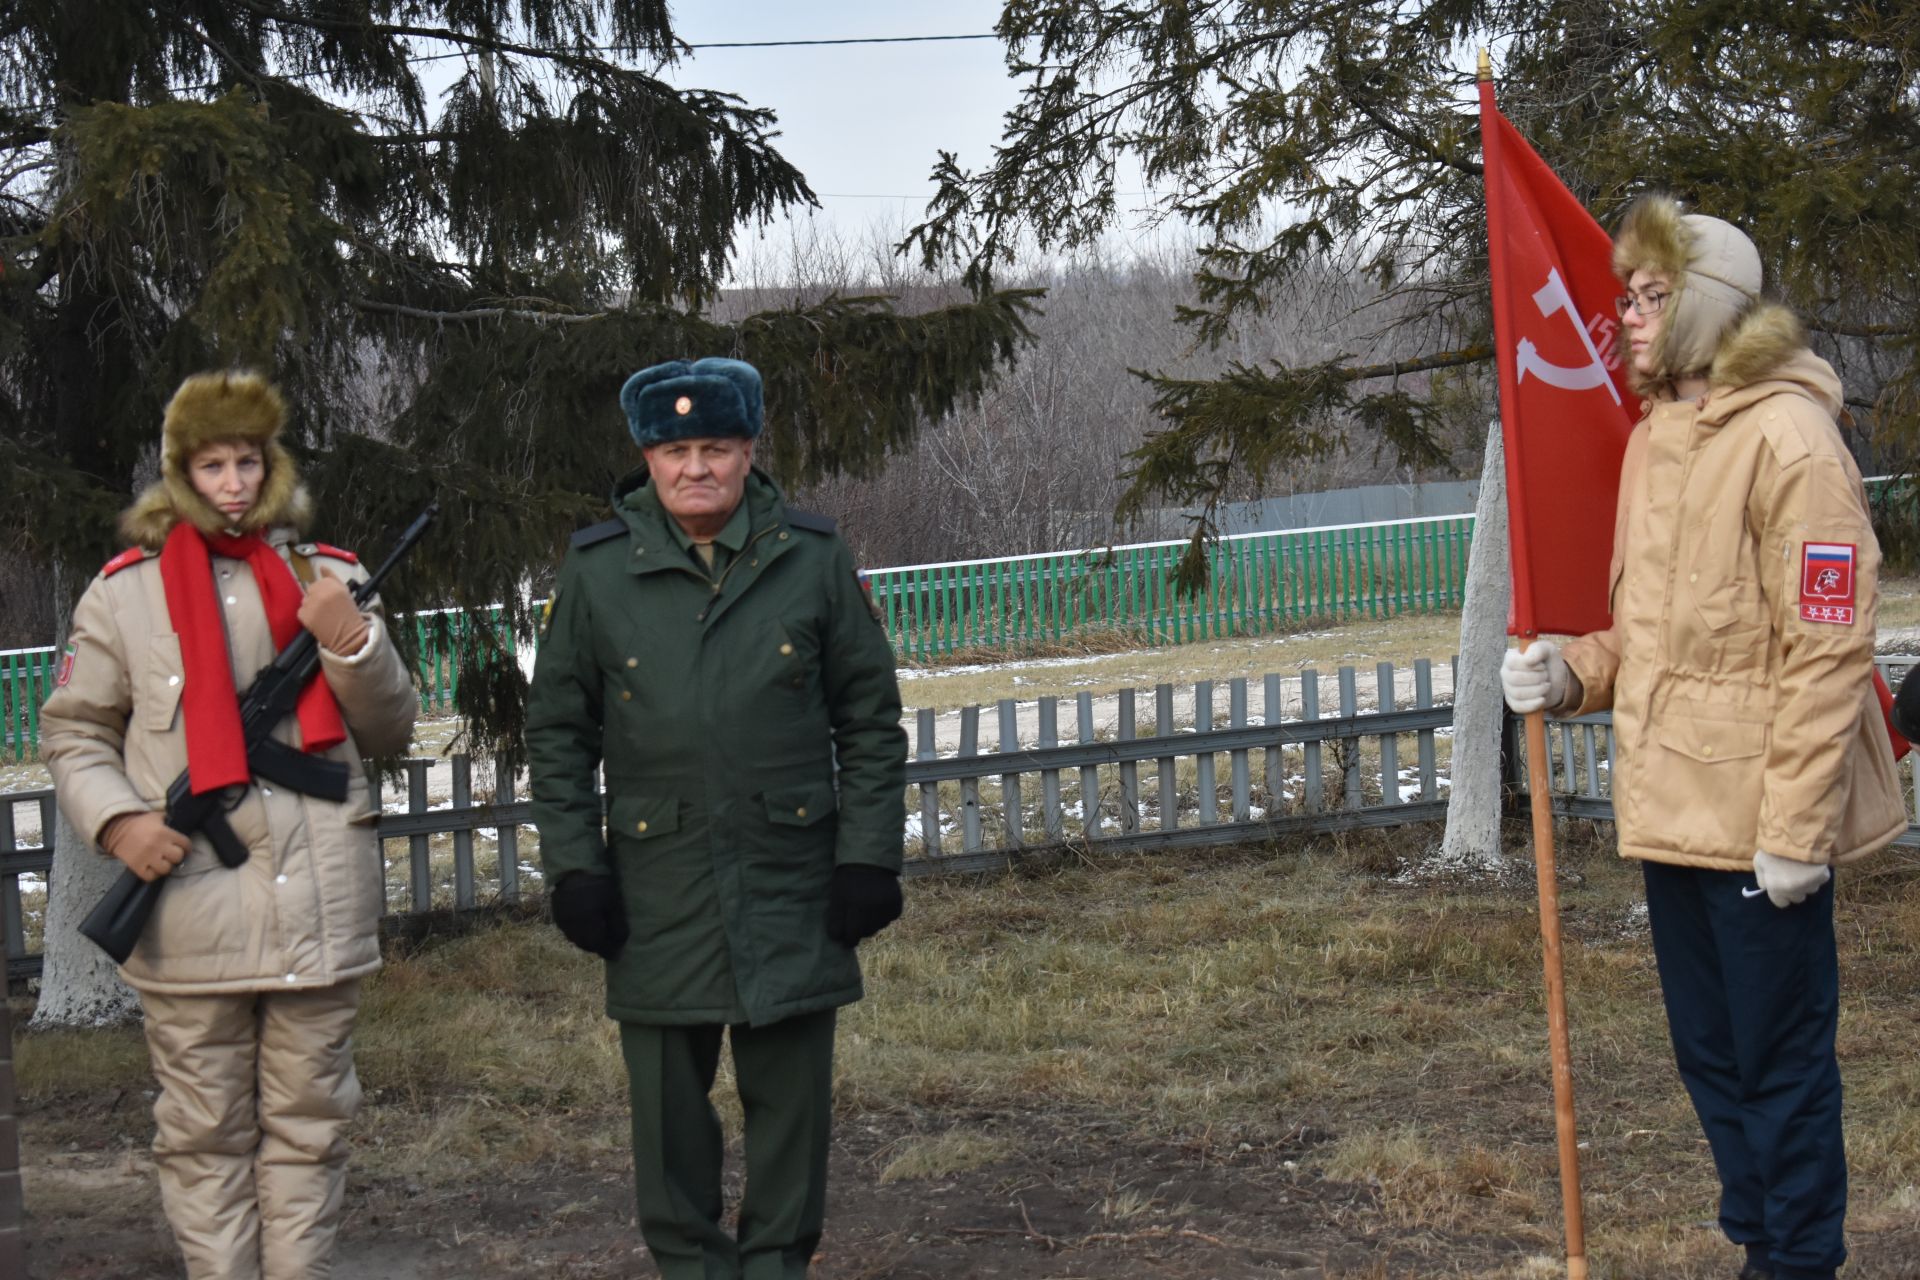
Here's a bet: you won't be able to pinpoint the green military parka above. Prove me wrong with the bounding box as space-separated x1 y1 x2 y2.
527 467 906 1026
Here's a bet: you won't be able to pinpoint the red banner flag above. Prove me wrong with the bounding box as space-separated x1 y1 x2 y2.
1480 79 1640 638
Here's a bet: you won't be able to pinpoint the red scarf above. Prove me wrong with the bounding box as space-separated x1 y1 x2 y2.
160 523 347 795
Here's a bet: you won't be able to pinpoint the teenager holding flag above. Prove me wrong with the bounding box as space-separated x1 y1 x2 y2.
1501 197 1903 1280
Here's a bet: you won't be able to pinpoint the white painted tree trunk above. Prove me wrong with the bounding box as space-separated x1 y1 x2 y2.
28 558 139 1029
28 809 137 1027
1438 422 1512 874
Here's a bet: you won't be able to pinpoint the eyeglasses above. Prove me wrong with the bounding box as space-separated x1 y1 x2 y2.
1614 289 1670 318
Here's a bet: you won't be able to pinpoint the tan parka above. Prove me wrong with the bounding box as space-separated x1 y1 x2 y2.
1561 308 1905 871
42 511 415 994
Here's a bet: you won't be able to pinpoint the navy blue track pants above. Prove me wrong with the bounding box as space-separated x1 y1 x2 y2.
1643 860 1846 1280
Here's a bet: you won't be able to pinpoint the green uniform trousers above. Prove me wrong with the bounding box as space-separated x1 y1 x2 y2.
620 1009 836 1280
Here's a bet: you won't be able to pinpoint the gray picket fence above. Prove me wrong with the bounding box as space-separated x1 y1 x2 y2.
7 656 1919 983
1514 656 1920 853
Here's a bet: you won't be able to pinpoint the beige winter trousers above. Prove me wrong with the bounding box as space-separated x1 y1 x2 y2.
139 980 363 1280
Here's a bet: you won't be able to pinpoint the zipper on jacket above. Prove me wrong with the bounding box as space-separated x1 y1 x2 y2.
698 523 782 622
712 524 781 595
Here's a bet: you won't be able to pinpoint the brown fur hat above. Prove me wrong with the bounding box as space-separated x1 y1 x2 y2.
1612 195 1775 392
119 370 312 548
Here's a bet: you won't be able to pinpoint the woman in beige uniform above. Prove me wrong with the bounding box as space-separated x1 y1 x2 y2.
41 371 416 1280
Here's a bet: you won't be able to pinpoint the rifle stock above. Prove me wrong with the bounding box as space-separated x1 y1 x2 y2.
82 874 163 967
78 502 438 964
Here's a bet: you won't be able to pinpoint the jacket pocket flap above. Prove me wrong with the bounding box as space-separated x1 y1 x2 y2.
764 785 836 827
608 794 679 840
141 635 185 733
1666 704 1767 763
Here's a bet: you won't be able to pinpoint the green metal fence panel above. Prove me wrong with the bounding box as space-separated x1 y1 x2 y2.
2 650 57 764
869 514 1479 662
411 603 518 712
7 512 1485 752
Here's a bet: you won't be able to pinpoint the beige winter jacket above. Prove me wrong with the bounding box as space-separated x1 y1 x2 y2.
1561 316 1905 871
41 527 415 994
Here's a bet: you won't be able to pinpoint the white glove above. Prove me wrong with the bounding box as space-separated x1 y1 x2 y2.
1500 640 1569 715
1752 851 1831 909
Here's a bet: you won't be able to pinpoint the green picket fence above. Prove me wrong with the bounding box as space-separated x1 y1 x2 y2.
410 603 517 713
867 515 1477 662
0 607 516 760
2 512 1470 754
2 649 59 764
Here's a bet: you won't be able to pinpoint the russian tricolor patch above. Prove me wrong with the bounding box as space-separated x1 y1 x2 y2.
1800 542 1856 625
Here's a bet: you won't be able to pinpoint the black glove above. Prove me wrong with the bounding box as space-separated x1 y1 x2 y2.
825 864 903 946
550 871 629 959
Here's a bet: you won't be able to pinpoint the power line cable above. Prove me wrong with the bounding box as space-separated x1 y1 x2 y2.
396 31 997 65
685 34 996 49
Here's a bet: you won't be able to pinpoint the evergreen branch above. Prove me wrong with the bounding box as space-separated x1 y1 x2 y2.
352 298 613 324
1338 345 1492 381
0 126 51 150
0 156 55 187
182 24 270 96
1331 75 1483 179
230 0 647 81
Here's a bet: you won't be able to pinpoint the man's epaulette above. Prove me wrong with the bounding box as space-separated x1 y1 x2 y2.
101 547 156 578
571 519 628 549
785 508 837 536
294 541 359 564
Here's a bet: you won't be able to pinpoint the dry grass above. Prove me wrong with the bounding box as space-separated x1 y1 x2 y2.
14 823 1920 1276
875 1126 1016 1184
842 826 1920 1266
1879 574 1920 633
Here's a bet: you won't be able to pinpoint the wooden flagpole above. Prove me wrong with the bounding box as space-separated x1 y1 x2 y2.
1480 45 1588 1278
1524 702 1587 1279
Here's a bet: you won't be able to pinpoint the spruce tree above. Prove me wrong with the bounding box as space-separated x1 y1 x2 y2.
1 0 1039 741
908 1 1920 578
1 2 1036 1024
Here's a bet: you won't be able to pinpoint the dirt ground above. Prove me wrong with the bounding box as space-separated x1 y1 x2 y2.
18 825 1920 1280
21 1109 1539 1279
24 1068 1920 1280
28 1120 1920 1280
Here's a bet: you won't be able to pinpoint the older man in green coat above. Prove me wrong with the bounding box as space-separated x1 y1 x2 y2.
527 357 907 1280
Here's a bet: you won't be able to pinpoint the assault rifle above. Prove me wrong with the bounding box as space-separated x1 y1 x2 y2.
81 503 439 964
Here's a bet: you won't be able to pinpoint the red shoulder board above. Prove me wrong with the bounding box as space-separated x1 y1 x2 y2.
308 542 359 564
101 547 152 578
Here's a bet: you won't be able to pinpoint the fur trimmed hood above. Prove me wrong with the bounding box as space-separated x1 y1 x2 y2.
1707 302 1812 394
1612 195 1776 393
118 371 313 549
1698 329 1843 430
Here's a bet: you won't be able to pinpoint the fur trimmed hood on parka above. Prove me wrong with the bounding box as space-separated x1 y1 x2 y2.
1611 195 1806 396
119 370 313 550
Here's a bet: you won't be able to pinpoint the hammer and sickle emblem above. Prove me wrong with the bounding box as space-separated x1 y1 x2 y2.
1515 269 1622 406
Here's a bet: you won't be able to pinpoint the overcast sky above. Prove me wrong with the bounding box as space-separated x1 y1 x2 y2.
664 2 1018 254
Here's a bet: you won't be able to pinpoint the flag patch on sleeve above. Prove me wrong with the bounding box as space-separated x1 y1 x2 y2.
1800 542 1857 625
55 642 77 686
